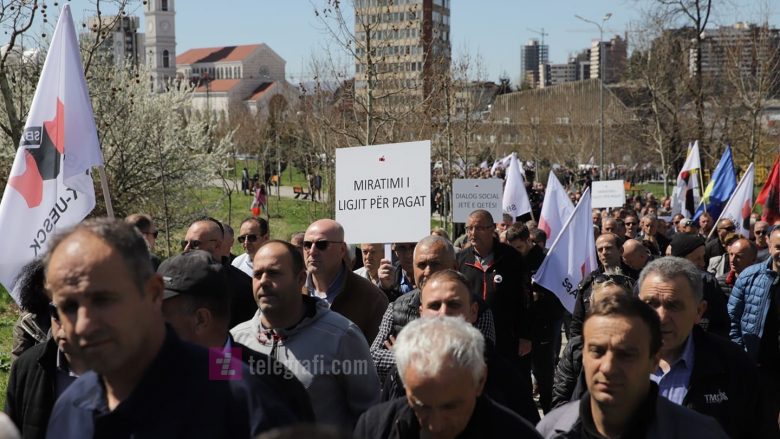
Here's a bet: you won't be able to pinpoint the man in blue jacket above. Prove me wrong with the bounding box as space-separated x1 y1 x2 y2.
729 227 780 433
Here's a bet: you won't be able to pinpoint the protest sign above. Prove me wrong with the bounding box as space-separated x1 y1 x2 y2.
335 141 430 244
452 178 503 223
591 180 626 208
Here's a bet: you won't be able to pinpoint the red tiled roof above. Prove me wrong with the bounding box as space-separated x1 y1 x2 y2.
194 79 241 93
247 82 275 101
177 44 262 65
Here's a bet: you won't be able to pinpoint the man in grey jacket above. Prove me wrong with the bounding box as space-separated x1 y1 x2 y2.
231 240 380 429
537 293 728 438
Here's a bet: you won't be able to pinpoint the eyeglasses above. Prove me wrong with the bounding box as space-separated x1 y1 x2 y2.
145 230 159 239
180 239 218 250
465 225 493 232
303 240 343 251
48 303 60 322
237 234 258 244
624 222 636 226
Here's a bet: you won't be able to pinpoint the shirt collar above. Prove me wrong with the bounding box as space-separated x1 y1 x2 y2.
306 265 346 301
656 333 695 374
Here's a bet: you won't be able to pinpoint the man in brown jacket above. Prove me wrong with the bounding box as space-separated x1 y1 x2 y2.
303 219 388 343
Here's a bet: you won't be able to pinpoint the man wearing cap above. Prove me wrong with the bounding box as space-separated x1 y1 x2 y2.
231 217 269 277
158 250 314 422
668 233 730 337
44 218 294 438
231 240 380 429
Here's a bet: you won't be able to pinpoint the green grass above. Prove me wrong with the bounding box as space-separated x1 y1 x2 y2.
231 159 328 189
0 291 17 399
182 187 333 256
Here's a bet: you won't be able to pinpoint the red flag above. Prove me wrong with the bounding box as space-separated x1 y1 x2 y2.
757 154 780 224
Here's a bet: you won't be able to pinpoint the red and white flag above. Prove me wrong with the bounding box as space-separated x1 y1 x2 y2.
533 187 597 313
671 141 702 218
0 4 103 300
538 171 574 248
756 154 780 224
502 153 531 219
713 163 754 240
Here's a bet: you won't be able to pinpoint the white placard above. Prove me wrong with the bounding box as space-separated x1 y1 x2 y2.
452 179 504 223
591 180 627 208
335 141 431 244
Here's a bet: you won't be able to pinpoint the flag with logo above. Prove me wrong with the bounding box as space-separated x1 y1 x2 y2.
538 171 575 248
757 154 780 224
693 145 736 222
0 4 103 301
533 187 598 313
671 141 702 218
502 153 531 220
714 163 754 240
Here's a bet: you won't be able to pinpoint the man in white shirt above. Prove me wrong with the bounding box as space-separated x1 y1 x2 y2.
232 217 269 277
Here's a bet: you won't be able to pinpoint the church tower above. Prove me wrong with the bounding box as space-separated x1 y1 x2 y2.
144 0 176 91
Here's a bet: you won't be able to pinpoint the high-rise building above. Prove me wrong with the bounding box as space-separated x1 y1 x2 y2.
540 63 577 87
590 34 627 84
691 22 780 79
353 0 451 108
83 15 143 67
144 0 176 91
522 39 548 88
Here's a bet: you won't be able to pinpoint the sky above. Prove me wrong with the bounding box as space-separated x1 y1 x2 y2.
14 0 779 84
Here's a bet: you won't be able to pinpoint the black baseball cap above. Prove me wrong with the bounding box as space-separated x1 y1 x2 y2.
670 233 705 258
157 250 226 300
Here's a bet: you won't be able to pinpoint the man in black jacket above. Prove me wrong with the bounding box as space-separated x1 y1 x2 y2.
638 256 776 438
6 298 87 439
158 250 314 422
456 210 532 359
182 217 256 327
355 315 541 439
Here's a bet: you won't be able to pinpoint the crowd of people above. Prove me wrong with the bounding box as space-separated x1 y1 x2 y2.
2 186 780 438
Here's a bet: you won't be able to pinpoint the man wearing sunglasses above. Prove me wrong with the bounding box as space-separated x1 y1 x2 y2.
754 221 770 262
231 217 269 277
303 219 388 344
183 218 255 328
125 213 161 270
704 219 736 275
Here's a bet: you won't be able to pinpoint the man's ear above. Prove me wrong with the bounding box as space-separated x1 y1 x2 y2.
193 308 212 334
146 274 165 308
695 299 708 323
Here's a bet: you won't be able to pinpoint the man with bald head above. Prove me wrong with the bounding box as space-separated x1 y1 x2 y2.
623 239 651 272
303 219 388 343
183 217 255 327
370 235 495 384
457 209 532 360
601 217 618 235
718 238 757 296
706 218 736 275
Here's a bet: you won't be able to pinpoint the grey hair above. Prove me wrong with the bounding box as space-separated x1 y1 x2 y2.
414 235 455 262
44 217 154 292
394 315 486 387
638 256 703 301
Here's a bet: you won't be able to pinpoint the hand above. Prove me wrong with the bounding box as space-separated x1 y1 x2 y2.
384 335 396 351
518 338 532 357
378 259 396 290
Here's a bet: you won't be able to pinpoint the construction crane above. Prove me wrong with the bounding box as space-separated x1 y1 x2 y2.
527 27 549 65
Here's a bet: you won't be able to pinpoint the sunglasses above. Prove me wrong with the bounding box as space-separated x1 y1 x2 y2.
755 230 767 235
624 222 636 226
238 234 258 244
303 240 342 251
180 239 218 250
593 273 636 290
48 303 60 322
718 226 736 232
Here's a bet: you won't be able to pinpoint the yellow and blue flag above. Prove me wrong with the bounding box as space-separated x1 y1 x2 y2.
693 146 736 221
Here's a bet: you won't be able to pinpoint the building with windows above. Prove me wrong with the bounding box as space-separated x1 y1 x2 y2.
353 0 451 108
522 39 548 88
590 34 627 84
83 15 144 67
692 22 780 80
144 0 176 91
176 43 296 117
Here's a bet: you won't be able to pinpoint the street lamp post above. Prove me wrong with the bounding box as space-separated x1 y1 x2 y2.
575 13 612 181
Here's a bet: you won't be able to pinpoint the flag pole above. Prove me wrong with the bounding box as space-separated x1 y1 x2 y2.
98 165 114 219
698 168 707 213
707 163 753 240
